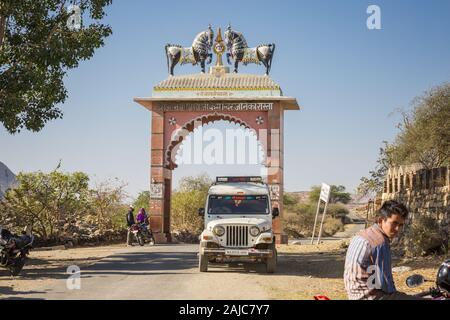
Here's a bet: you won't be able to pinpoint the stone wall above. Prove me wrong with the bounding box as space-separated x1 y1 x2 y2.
381 164 449 224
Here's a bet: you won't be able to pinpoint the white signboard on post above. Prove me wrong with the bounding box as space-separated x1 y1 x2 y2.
319 183 331 203
311 182 331 245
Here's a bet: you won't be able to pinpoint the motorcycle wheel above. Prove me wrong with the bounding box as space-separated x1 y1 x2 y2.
137 234 145 246
9 257 26 277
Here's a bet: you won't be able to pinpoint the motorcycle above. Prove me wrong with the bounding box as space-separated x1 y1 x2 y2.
406 260 450 300
130 223 155 246
0 227 34 276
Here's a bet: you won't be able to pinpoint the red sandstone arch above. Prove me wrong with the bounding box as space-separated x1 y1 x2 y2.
142 102 287 244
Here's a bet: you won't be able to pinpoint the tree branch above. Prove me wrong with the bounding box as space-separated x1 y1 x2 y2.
0 15 7 49
46 0 68 45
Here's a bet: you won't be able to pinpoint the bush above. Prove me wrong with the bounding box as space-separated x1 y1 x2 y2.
0 168 128 246
403 215 448 257
282 210 316 238
171 190 206 236
282 205 344 238
322 217 345 237
326 203 349 219
170 174 212 236
283 193 299 210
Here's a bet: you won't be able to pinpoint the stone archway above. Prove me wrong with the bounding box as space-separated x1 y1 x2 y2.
135 72 299 244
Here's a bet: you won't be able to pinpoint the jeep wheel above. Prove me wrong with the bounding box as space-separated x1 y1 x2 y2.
199 253 208 272
265 243 277 273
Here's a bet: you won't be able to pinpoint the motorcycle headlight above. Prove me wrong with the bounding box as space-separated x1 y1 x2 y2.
250 226 260 237
213 226 225 237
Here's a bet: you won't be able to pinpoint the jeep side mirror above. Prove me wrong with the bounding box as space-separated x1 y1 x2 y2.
272 207 280 218
198 208 205 217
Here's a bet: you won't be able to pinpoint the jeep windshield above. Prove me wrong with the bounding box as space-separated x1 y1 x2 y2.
207 195 269 215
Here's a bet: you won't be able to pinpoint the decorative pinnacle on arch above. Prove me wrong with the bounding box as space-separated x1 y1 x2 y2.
164 25 276 76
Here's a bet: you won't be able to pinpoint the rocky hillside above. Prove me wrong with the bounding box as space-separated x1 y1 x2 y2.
0 161 17 199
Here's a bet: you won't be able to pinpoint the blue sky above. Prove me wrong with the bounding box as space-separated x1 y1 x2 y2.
1 0 449 199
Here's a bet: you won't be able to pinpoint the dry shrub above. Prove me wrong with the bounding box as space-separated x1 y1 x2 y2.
322 217 345 237
282 210 315 238
403 215 448 257
282 210 344 238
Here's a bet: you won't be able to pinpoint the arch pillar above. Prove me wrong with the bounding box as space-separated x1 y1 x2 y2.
149 110 172 242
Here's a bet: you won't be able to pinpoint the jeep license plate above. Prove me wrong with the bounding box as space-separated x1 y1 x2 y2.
225 249 249 256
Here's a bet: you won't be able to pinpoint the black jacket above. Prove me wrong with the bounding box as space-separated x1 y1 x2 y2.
126 210 135 227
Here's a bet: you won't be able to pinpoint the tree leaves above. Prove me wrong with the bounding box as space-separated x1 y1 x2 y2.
0 0 112 133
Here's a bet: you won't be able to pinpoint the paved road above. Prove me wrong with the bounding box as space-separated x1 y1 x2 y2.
2 244 272 300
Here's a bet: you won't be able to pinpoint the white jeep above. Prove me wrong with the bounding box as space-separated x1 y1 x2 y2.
198 176 279 273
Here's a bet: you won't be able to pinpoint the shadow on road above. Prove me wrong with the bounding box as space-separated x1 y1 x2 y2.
77 251 199 277
0 286 46 298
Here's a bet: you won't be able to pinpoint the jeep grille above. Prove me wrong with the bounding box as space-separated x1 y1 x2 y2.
226 225 249 247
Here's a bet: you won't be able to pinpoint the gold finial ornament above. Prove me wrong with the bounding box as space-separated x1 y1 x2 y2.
210 27 229 76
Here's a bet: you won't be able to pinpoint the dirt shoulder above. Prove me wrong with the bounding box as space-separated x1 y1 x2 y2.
0 243 126 297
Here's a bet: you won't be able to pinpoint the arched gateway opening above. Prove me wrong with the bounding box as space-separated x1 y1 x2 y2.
134 29 300 244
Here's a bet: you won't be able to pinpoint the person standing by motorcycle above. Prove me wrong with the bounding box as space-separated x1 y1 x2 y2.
126 206 135 246
344 200 423 300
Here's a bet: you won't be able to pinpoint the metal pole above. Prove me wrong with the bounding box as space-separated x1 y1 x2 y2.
310 198 322 244
365 200 370 229
316 200 329 245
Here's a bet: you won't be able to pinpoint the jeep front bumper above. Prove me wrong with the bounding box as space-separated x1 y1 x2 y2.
200 247 273 258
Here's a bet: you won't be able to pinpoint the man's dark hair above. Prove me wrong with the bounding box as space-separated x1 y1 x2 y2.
376 200 409 220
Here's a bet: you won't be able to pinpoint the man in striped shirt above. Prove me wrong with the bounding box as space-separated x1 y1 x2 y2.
344 200 417 300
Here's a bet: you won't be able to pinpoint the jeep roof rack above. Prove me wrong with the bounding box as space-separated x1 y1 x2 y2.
215 176 264 184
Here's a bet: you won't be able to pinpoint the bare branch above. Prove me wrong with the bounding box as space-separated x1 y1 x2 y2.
0 15 7 49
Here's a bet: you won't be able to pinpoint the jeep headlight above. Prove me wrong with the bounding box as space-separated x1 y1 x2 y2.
213 226 225 237
250 226 260 237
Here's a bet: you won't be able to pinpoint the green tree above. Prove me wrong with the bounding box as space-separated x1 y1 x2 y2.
392 83 450 169
283 192 298 209
133 191 150 213
309 185 352 204
177 173 212 193
171 174 212 235
171 190 206 235
0 0 112 133
356 141 398 198
88 179 127 231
